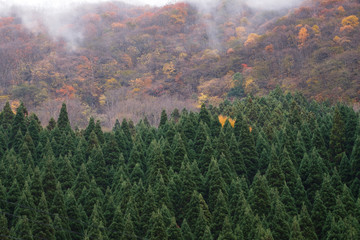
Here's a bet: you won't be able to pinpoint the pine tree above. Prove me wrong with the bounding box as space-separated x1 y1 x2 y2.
236 113 258 181
281 183 297 217
299 204 317 240
72 163 90 198
1 102 14 130
351 135 360 180
147 140 168 185
64 190 84 239
53 214 68 240
311 191 326 238
218 216 236 240
289 216 304 240
199 104 211 127
266 146 285 191
42 156 57 204
57 103 70 131
32 193 55 240
181 219 194 240
329 106 346 164
47 117 56 131
194 122 209 158
14 215 33 240
199 137 214 174
248 172 271 217
194 208 210 240
167 217 182 240
0 212 10 240
211 190 229 239
270 197 290 240
148 210 168 240
159 109 168 128
205 158 227 211
320 174 336 211
172 133 187 172
201 225 213 240
339 152 352 184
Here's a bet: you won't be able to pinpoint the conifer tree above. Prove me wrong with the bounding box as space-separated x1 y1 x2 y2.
205 158 227 211
167 217 182 240
329 106 346 164
72 163 90 198
14 215 33 240
311 191 326 238
194 122 209 158
266 146 285 191
211 190 229 239
281 183 297 217
57 103 70 131
42 156 57 204
341 184 356 215
270 198 290 240
47 118 56 131
199 104 211 127
53 214 69 240
235 113 258 180
299 204 317 240
148 210 168 240
1 102 14 130
64 190 84 239
108 206 124 239
147 140 168 185
181 219 194 240
339 152 351 184
172 133 187 172
248 172 271 217
199 137 214 174
159 109 168 128
320 174 336 211
351 135 360 180
32 193 55 240
289 216 304 240
218 216 236 240
194 208 210 240
0 212 10 240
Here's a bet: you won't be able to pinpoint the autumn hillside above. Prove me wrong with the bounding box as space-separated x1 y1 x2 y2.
0 0 359 127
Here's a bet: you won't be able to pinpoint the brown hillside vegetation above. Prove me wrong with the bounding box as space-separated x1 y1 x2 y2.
0 0 359 127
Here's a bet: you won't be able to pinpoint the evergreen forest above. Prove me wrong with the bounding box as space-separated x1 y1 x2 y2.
0 88 360 240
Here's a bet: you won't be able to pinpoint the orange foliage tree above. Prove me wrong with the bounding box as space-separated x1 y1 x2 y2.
218 115 235 127
298 27 309 48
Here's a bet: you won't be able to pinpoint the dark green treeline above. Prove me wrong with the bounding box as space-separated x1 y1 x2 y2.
0 88 360 240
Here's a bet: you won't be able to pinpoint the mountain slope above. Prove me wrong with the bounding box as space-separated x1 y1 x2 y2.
0 0 359 127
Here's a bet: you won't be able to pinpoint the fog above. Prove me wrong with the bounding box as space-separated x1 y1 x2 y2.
0 0 304 49
1 0 304 10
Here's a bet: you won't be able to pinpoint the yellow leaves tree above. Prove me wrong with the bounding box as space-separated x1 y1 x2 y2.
312 25 320 35
201 49 220 61
11 100 20 113
340 15 359 32
235 26 246 38
163 62 176 78
197 93 208 108
298 27 309 48
337 6 345 14
218 115 235 127
244 33 261 48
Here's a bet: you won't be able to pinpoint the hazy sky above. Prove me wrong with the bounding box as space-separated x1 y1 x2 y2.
1 0 303 9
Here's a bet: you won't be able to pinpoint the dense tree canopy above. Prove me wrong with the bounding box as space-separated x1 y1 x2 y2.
0 88 359 239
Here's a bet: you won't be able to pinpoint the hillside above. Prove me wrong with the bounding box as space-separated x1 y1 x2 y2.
0 89 359 239
0 0 359 127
